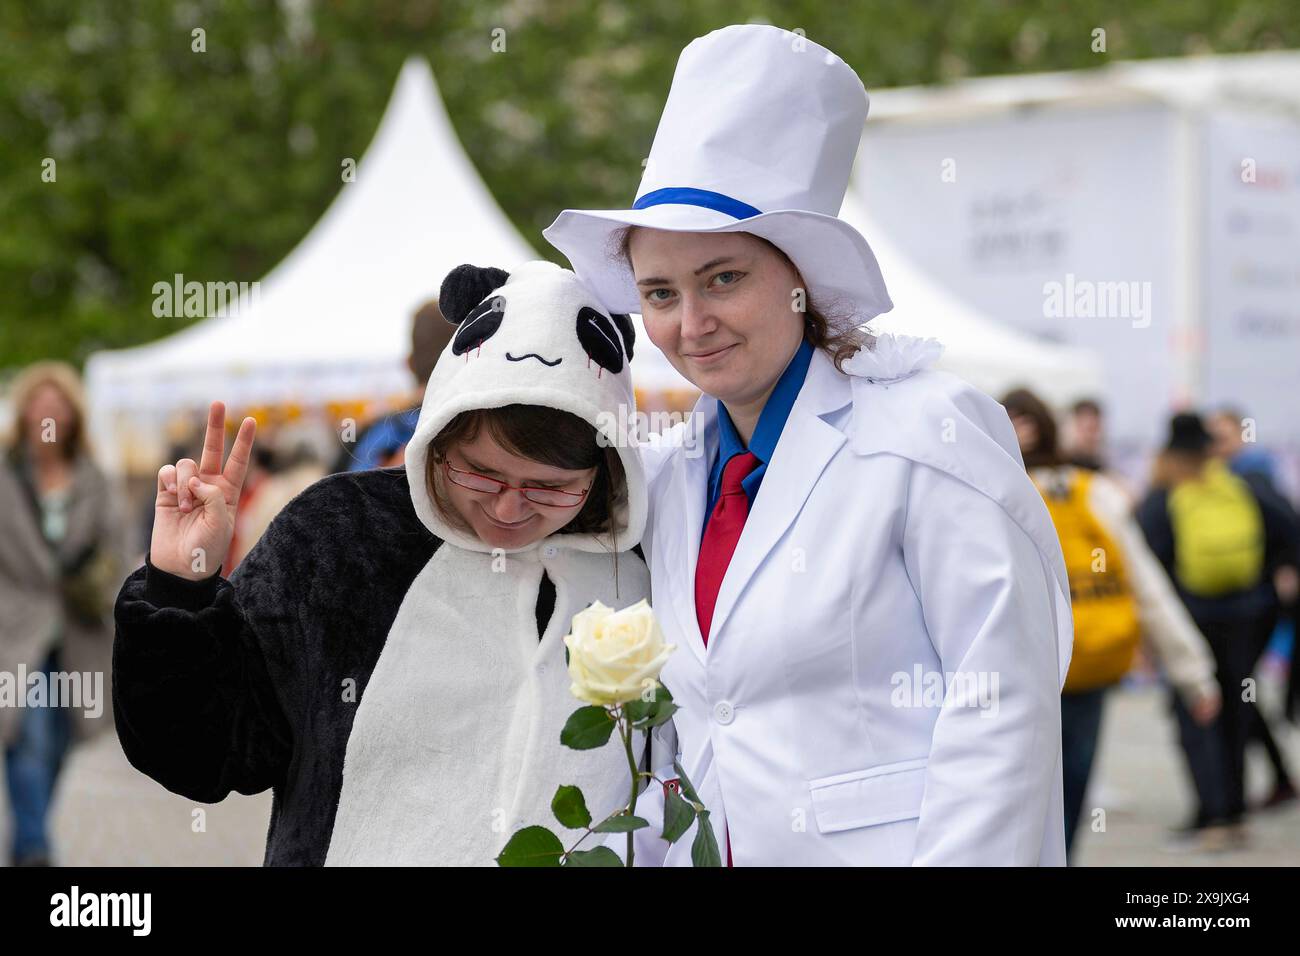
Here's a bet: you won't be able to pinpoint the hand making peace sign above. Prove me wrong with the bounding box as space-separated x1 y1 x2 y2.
150 400 257 581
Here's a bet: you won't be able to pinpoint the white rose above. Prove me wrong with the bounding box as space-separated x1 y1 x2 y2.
564 599 676 706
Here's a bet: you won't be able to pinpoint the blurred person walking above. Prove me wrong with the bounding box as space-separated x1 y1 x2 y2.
1064 398 1107 473
1063 398 1138 505
332 298 452 473
1208 406 1285 486
1136 413 1296 849
1206 406 1300 809
1003 389 1220 860
0 361 127 865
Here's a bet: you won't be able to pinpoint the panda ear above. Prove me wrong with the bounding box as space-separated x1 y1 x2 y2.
439 264 511 326
610 313 635 361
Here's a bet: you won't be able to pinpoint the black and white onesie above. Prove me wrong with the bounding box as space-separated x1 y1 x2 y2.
113 261 652 866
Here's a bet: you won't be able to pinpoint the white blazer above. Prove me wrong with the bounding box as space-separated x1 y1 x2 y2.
628 334 1074 866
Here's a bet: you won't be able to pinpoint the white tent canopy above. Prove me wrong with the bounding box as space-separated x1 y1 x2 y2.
86 57 538 473
840 183 1103 406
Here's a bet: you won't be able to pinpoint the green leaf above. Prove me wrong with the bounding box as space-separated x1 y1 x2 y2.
673 759 703 805
560 705 617 750
593 814 650 833
565 846 625 867
625 683 674 726
496 826 564 867
634 701 679 730
661 785 695 844
551 785 592 829
691 810 723 867
623 698 654 724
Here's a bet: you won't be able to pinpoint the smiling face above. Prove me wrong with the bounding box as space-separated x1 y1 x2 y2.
627 229 806 417
438 426 599 550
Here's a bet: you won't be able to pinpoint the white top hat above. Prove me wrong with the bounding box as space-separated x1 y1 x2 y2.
543 24 892 324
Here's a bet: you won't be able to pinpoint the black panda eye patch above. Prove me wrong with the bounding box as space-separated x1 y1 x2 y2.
451 297 505 355
576 306 627 373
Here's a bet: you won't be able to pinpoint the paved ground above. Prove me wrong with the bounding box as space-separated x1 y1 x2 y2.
1 683 1296 866
1 734 271 866
1073 679 1300 866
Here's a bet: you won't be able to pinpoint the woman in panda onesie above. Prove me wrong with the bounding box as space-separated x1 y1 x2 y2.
112 261 651 866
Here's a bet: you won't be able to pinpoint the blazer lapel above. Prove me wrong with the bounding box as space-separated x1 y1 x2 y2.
659 394 718 667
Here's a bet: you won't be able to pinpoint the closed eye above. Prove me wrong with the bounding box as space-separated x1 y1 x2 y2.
464 459 567 489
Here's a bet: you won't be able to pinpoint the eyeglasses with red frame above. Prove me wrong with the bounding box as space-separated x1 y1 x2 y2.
441 456 593 508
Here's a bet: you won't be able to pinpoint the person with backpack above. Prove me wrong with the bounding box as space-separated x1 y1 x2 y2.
1002 391 1220 860
1207 406 1300 810
1136 412 1296 850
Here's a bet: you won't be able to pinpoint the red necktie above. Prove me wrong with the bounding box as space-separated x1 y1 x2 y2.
696 451 760 641
694 450 760 867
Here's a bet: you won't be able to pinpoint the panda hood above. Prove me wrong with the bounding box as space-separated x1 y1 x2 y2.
404 259 646 556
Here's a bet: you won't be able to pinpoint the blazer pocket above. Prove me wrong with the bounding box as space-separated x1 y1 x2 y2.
808 757 929 833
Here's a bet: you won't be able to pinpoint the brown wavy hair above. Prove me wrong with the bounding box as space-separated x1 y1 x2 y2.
1001 387 1063 469
612 225 870 371
425 403 627 551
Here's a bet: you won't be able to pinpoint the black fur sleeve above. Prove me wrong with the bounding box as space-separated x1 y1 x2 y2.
112 541 304 803
112 467 441 864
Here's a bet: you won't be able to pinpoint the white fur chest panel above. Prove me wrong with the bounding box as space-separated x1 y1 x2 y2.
324 542 650 866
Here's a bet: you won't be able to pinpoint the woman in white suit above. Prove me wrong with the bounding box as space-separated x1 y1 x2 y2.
544 24 1073 866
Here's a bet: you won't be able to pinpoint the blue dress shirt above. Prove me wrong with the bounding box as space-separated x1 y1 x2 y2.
703 338 815 535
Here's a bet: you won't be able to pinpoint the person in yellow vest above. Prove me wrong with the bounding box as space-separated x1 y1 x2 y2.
1137 412 1297 851
1002 390 1220 860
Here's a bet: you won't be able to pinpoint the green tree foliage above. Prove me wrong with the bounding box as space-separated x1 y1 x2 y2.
2 1 1296 369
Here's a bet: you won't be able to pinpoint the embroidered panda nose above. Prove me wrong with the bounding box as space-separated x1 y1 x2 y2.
577 306 634 374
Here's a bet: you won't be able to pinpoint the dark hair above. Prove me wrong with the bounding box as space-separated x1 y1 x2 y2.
1001 387 1062 469
612 225 870 372
1070 398 1102 418
411 298 452 385
1164 412 1213 457
425 404 627 548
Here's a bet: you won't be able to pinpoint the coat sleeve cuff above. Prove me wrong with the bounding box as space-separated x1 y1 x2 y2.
143 552 223 612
